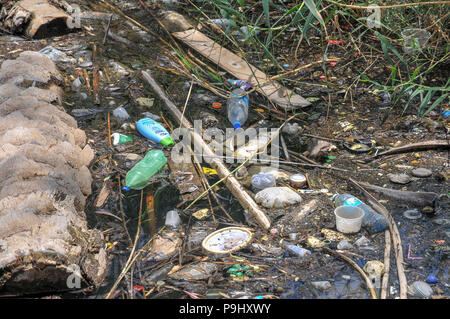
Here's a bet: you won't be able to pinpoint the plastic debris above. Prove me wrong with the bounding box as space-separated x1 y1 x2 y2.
165 209 181 228
112 106 130 120
137 118 174 146
111 133 133 145
408 281 433 298
39 46 76 63
255 187 302 208
202 227 253 255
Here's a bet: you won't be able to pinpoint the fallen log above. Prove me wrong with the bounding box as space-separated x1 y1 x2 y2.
142 71 271 231
0 52 106 295
369 140 450 160
358 182 438 207
157 11 310 110
0 0 74 39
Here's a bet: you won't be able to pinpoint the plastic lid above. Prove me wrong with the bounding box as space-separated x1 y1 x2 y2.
160 136 175 146
122 186 130 192
233 122 241 129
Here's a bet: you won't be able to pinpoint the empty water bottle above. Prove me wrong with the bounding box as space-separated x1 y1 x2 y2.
124 150 167 190
227 88 249 129
165 210 181 228
281 241 311 258
332 194 389 234
251 173 276 191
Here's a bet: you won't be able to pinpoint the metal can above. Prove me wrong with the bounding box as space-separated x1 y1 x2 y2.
290 173 306 189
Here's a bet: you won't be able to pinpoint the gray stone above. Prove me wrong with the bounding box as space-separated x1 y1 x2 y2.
311 281 332 291
388 173 411 184
411 168 432 178
408 281 433 299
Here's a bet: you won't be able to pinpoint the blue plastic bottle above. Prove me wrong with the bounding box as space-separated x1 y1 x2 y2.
332 194 389 234
137 118 174 146
227 88 249 129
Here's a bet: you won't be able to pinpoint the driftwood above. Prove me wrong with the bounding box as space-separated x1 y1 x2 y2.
358 182 438 207
348 178 408 299
0 0 73 38
142 71 271 231
381 230 391 299
322 247 378 299
369 140 450 160
0 52 106 295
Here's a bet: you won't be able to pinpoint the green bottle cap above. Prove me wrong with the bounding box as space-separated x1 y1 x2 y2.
160 136 174 146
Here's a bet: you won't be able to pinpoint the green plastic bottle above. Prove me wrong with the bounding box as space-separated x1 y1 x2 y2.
124 150 167 190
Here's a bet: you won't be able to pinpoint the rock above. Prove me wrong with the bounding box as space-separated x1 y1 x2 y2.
142 112 161 121
388 173 411 184
168 262 218 280
199 111 218 128
355 236 370 247
411 168 432 178
311 281 332 291
308 139 337 159
255 187 302 208
337 240 354 250
363 261 384 283
282 122 302 135
408 281 433 299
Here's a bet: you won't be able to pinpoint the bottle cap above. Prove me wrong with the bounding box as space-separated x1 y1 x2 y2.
160 136 175 146
212 102 222 109
122 186 130 192
233 122 241 129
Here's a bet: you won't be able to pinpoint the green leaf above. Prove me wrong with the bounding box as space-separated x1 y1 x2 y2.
423 93 447 117
304 0 325 27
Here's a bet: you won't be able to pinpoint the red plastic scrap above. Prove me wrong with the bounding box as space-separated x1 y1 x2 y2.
327 40 346 45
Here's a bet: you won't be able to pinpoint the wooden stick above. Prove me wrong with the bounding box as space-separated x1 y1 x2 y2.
142 71 271 230
369 140 450 160
381 230 391 299
322 247 378 299
348 178 408 299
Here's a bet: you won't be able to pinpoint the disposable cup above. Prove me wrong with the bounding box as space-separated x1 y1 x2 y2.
334 206 364 234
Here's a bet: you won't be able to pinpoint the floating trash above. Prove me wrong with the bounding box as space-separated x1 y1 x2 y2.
403 209 422 220
202 227 252 255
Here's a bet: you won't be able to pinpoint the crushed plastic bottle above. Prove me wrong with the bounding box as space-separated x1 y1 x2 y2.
124 150 167 190
112 106 130 120
227 88 249 129
251 173 276 191
332 194 389 234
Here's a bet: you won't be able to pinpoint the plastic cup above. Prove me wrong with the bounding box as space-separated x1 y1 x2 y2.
401 28 431 55
334 206 365 234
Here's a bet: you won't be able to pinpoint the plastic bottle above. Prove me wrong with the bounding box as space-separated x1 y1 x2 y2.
165 210 181 228
251 173 276 191
227 88 249 129
111 133 133 145
137 118 174 146
332 194 389 234
124 150 167 190
281 241 311 258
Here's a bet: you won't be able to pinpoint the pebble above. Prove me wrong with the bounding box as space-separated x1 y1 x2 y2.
337 240 354 250
311 281 332 291
388 173 412 184
411 168 432 178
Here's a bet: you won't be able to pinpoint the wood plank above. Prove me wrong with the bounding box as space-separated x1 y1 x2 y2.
172 29 311 110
